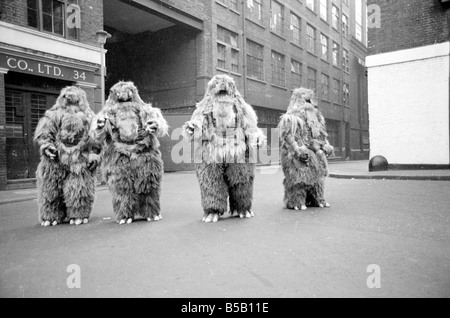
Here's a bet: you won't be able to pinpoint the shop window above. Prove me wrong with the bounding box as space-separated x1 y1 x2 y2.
27 0 79 40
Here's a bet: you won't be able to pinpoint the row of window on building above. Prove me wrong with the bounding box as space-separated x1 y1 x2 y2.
217 24 351 106
219 0 366 44
26 0 80 40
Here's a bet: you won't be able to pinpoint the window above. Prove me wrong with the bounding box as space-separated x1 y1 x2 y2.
290 13 301 46
231 49 239 73
307 24 316 54
217 44 226 69
270 1 284 37
218 26 238 47
218 0 238 11
307 67 317 92
332 42 340 67
321 74 329 100
320 0 328 22
343 83 350 106
332 79 340 104
342 14 349 37
291 60 302 89
343 49 349 73
306 0 315 12
27 0 79 39
271 51 285 87
355 0 363 42
320 34 328 61
246 0 262 22
247 40 264 81
230 0 238 11
332 5 339 30
217 26 240 72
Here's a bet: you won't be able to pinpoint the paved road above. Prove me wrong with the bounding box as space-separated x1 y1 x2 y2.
1 167 449 298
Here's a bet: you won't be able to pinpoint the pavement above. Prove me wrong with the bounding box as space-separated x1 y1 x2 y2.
1 160 449 205
1 164 450 298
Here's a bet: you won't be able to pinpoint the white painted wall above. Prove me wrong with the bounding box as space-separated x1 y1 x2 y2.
0 21 102 65
367 42 450 165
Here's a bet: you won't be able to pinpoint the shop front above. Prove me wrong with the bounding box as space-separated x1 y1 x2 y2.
0 51 98 190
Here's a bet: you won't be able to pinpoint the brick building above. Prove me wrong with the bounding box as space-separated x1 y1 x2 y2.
0 0 370 189
103 0 370 171
0 0 104 190
367 0 450 167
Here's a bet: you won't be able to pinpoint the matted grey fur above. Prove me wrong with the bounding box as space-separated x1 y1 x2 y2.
278 88 333 211
183 75 266 223
34 86 101 227
91 81 168 225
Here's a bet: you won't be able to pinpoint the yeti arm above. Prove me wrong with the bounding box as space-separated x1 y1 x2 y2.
240 100 267 147
182 106 204 141
34 108 61 159
314 111 334 156
278 113 308 155
143 105 169 138
90 110 111 144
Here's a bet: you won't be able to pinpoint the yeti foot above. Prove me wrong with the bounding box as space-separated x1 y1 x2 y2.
202 213 220 223
294 205 307 211
118 218 133 225
319 203 331 208
238 211 255 219
41 220 58 227
147 215 163 222
69 218 89 226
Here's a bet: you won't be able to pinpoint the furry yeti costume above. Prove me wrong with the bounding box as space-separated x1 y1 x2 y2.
91 81 168 225
183 75 266 223
278 88 334 211
34 86 101 227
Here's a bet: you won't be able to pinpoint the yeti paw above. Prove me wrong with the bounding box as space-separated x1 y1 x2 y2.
69 218 89 226
97 116 108 130
202 213 220 223
41 220 58 227
44 146 57 161
319 203 331 208
185 122 196 135
147 215 163 222
295 146 310 163
294 205 308 211
118 218 133 225
146 120 159 134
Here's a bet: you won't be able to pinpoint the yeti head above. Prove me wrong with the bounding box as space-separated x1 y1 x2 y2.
108 81 144 104
289 87 317 111
207 75 240 99
57 86 89 110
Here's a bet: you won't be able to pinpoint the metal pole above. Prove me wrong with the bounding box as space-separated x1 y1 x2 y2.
100 47 105 108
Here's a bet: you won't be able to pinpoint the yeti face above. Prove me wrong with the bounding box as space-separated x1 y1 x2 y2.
108 81 140 103
294 88 315 103
207 75 238 98
59 86 88 107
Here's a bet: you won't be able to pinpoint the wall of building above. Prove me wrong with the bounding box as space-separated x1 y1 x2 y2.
0 0 104 189
208 0 369 160
368 0 450 55
367 42 450 165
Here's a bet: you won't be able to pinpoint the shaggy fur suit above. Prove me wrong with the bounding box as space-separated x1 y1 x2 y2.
91 81 168 225
183 75 266 223
278 88 334 211
34 86 101 226
34 82 331 228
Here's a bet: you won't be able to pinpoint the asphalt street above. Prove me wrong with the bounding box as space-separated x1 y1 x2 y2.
1 166 449 298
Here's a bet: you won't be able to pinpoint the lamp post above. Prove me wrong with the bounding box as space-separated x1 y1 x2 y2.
96 30 112 109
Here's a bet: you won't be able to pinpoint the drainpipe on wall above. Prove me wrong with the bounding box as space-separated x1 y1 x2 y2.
241 0 247 99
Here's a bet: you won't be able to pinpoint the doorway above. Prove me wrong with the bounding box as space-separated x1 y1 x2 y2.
5 89 58 179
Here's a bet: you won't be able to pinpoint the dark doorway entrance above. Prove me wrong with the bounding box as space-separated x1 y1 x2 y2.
5 72 71 180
